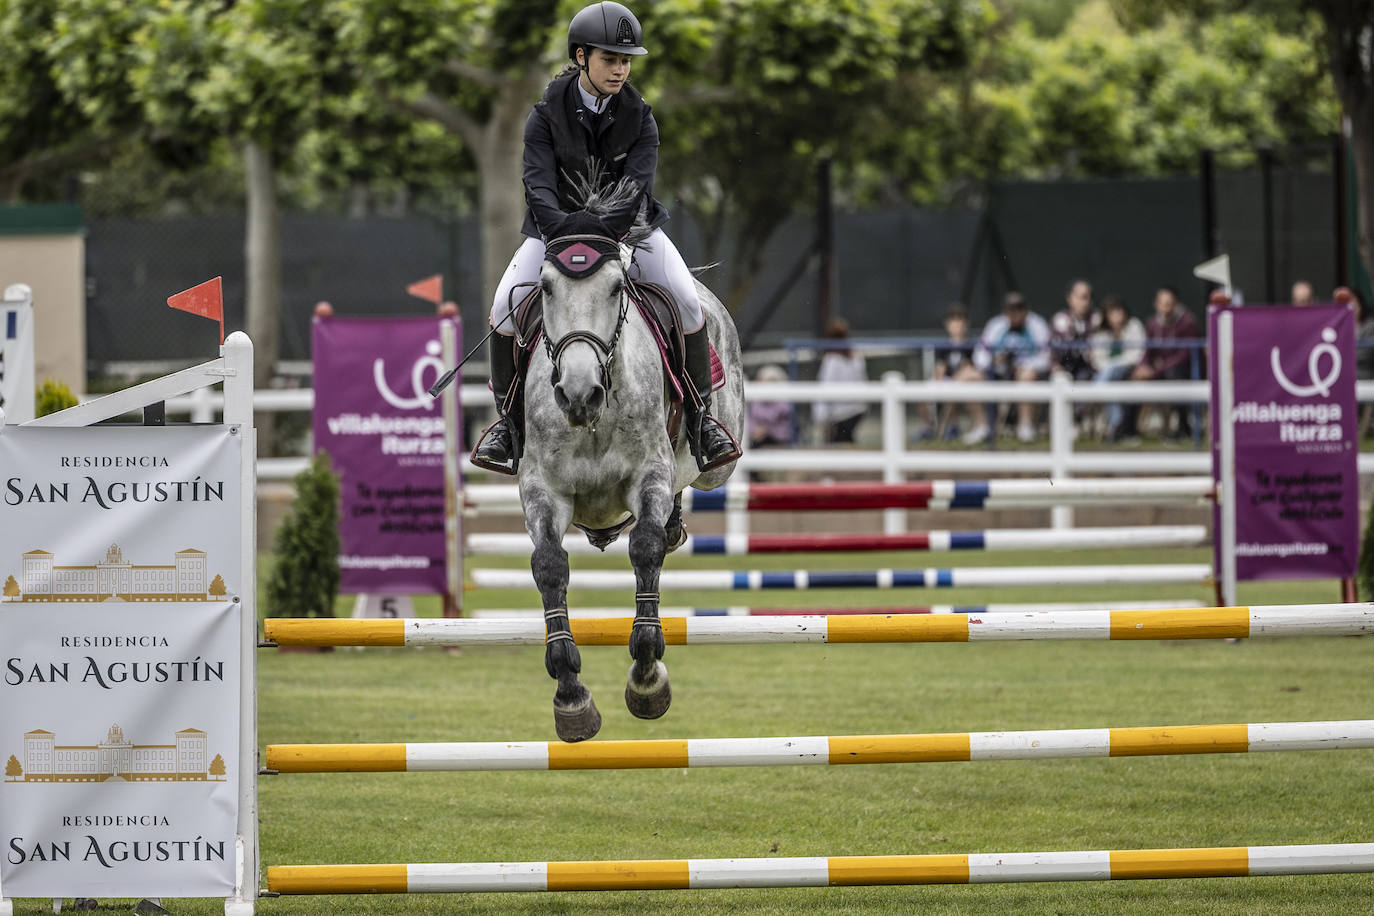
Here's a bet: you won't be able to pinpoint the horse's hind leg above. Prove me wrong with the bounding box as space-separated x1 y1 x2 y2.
626 473 673 719
528 497 601 742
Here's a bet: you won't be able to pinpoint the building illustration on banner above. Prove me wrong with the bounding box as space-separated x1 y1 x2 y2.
5 723 227 783
2 543 227 602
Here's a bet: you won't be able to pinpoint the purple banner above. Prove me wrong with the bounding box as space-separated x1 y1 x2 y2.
1210 304 1358 581
312 316 458 593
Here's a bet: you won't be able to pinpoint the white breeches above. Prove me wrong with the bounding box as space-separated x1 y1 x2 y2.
490 228 704 334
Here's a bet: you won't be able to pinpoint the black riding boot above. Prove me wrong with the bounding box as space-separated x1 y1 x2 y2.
683 327 741 472
471 332 522 475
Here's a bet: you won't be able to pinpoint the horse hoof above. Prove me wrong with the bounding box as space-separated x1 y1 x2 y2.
625 660 672 719
553 695 602 743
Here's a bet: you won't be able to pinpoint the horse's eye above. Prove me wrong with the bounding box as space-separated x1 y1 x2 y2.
540 277 552 295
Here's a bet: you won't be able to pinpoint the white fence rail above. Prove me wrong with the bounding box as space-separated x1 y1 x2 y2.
162 375 1374 532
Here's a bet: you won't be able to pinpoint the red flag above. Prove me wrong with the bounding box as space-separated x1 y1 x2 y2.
167 276 225 345
406 274 443 305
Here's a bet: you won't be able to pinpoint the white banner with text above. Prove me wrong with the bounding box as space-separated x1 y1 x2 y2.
0 426 242 897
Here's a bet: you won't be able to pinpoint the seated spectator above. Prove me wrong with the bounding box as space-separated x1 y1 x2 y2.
1291 280 1315 306
1120 286 1202 440
813 318 869 444
962 291 1051 444
1051 279 1101 381
926 303 976 439
933 303 976 381
747 364 794 447
1089 295 1147 442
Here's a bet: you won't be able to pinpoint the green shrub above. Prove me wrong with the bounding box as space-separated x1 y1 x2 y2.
34 379 78 417
265 451 341 618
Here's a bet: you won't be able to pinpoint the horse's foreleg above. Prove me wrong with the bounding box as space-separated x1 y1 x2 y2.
625 475 672 719
529 502 601 743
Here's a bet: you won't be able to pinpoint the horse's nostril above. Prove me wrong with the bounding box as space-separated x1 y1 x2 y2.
586 386 605 413
553 385 570 411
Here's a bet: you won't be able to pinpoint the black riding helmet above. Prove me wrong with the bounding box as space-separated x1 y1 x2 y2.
567 1 648 63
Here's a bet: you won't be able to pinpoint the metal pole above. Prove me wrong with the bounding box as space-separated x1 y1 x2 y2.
880 371 905 535
441 316 463 619
817 157 834 335
1260 148 1277 302
1199 149 1217 306
223 332 259 916
1334 131 1349 288
1217 310 1238 606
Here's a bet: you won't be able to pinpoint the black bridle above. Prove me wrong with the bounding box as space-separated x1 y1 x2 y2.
541 233 632 396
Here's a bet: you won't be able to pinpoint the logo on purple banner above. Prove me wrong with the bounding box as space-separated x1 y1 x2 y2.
1210 304 1357 581
312 316 458 593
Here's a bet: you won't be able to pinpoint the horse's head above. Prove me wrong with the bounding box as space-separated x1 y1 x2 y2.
540 222 629 429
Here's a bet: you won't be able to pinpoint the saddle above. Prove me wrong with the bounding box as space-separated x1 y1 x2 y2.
508 280 725 443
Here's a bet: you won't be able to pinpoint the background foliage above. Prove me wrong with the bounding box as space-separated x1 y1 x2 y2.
0 0 1359 310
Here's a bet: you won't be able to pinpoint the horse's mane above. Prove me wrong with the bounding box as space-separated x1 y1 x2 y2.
564 160 654 248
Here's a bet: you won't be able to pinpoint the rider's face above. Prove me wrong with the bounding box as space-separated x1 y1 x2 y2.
579 48 633 97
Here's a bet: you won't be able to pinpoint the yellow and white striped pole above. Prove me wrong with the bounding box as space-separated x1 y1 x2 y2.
267 842 1374 894
264 720 1374 773
263 604 1374 647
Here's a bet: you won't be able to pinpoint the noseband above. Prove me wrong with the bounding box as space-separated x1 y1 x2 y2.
542 234 632 394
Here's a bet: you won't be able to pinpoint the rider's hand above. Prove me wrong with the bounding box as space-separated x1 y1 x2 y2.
546 212 617 242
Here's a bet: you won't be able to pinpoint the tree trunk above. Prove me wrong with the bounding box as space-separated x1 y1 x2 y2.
244 139 280 455
1350 100 1374 286
1314 2 1374 287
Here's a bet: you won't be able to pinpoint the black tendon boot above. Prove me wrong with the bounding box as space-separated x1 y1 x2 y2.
471 332 522 474
683 327 742 472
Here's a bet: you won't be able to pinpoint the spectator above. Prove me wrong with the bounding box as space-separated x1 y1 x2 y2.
1090 295 1147 442
925 303 977 439
813 318 869 443
747 364 794 447
1120 286 1202 440
1291 280 1315 306
1050 279 1101 381
963 291 1051 444
932 303 976 381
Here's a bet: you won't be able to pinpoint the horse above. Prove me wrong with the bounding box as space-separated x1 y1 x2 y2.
516 186 744 743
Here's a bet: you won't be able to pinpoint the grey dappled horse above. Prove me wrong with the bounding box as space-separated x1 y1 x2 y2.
519 210 743 743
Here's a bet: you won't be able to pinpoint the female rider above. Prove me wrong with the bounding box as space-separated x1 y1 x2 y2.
472 0 740 474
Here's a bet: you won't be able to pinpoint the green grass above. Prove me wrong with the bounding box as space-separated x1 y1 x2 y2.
13 547 1371 914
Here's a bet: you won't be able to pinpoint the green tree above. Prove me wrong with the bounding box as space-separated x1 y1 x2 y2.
1309 0 1374 292
0 0 110 199
644 0 989 309
129 1 349 408
2 575 18 598
266 451 341 618
1107 0 1374 294
336 0 561 305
